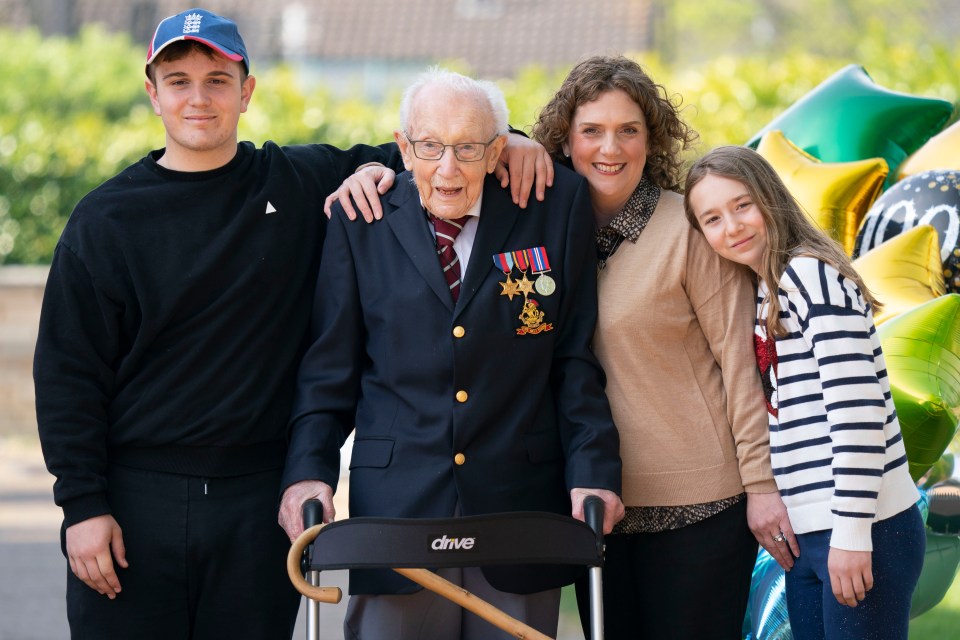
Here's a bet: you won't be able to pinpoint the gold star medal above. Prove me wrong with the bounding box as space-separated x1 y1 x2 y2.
493 253 520 301
512 249 536 297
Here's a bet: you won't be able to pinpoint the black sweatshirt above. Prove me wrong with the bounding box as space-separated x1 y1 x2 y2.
34 140 401 526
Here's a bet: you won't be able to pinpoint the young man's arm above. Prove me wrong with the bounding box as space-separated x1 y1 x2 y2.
323 133 554 221
34 241 128 597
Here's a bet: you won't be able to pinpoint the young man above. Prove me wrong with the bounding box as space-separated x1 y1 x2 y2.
34 8 548 638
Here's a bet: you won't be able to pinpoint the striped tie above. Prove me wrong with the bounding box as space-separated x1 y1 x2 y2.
429 213 469 301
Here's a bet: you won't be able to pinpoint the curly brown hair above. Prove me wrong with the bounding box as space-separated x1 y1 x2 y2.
531 55 697 192
146 40 249 85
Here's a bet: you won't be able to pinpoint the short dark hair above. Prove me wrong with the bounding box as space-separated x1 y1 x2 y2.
146 40 248 85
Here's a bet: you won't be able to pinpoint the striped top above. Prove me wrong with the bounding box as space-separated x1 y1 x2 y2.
755 256 918 551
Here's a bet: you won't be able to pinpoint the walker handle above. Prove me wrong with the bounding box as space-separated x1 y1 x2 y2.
584 494 605 559
303 499 324 529
583 494 604 538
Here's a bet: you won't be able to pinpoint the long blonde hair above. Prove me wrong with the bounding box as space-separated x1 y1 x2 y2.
683 146 882 337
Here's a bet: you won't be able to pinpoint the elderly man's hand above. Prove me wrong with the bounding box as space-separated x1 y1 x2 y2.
570 488 624 535
494 133 554 209
279 480 336 542
323 164 397 222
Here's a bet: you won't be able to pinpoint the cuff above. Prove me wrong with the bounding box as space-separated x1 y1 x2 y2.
61 492 111 528
830 516 874 552
743 479 780 494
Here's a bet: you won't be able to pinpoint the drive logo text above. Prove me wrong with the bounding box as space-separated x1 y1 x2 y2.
429 534 477 551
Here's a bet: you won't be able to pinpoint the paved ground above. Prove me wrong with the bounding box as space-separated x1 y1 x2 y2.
0 438 581 639
0 437 349 640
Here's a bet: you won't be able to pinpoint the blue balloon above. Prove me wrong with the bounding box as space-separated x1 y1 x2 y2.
743 548 792 640
917 487 930 524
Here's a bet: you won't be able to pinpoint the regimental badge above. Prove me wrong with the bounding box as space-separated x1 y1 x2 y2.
493 247 556 336
516 298 553 335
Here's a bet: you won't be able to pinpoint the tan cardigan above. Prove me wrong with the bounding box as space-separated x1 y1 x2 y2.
594 190 778 507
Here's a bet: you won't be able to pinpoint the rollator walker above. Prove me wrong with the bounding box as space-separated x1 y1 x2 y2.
288 496 607 639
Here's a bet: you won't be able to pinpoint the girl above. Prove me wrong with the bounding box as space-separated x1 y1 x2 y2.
683 145 924 640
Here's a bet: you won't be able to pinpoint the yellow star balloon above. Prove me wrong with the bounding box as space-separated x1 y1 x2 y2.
757 130 888 255
853 225 945 325
898 120 960 181
879 294 960 481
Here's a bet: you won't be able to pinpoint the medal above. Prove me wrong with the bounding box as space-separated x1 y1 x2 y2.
493 253 521 301
512 250 535 297
499 277 520 301
529 246 555 297
534 274 556 296
516 272 535 296
493 247 555 335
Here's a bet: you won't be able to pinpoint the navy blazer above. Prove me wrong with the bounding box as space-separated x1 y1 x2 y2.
283 165 621 594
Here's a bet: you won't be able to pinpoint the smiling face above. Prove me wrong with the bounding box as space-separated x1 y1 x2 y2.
395 84 505 220
688 173 769 273
145 48 255 172
563 89 649 224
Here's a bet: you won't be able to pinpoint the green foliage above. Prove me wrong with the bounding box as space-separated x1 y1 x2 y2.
1 19 958 264
0 26 159 263
910 573 960 639
668 43 959 159
668 0 938 64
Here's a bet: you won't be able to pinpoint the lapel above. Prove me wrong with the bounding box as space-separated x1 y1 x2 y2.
385 176 455 312
455 175 520 317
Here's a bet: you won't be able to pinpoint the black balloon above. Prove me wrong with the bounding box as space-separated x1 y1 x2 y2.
927 478 960 535
855 170 960 292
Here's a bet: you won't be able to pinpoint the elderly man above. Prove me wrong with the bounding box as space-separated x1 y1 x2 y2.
279 69 623 639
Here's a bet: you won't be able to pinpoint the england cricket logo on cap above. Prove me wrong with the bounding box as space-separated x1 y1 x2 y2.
146 8 250 74
183 12 203 34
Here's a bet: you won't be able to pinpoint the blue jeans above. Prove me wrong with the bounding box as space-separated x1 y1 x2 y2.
785 506 925 640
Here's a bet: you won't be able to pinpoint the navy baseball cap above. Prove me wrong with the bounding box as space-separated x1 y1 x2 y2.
146 8 249 73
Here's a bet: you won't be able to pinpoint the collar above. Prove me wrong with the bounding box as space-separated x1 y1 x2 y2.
602 177 661 243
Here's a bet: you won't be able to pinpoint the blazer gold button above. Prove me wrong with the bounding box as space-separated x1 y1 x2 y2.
454 453 466 465
452 326 466 338
456 390 468 403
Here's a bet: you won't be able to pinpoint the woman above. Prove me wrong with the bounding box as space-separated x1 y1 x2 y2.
531 56 794 638
684 146 923 640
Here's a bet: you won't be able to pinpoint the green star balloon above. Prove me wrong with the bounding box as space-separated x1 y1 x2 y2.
910 530 960 619
747 65 953 187
879 294 960 481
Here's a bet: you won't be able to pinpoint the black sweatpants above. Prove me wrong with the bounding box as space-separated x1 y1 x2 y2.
63 465 300 640
576 498 757 639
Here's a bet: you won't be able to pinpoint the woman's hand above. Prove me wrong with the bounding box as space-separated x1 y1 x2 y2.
747 491 799 570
